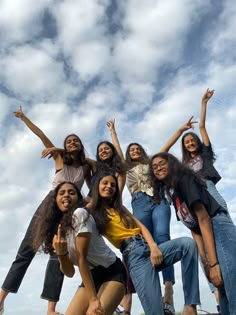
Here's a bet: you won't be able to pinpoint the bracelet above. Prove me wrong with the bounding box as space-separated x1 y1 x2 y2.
57 251 68 257
210 262 219 268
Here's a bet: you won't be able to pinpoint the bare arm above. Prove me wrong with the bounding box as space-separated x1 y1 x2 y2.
13 106 54 148
199 88 215 146
106 119 126 193
75 232 104 314
160 116 197 152
191 230 210 280
52 225 75 277
106 119 125 160
123 207 163 267
193 201 223 287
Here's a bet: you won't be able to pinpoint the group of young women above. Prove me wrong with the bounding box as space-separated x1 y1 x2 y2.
0 88 235 315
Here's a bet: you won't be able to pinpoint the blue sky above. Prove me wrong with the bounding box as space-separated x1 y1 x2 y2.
0 0 236 314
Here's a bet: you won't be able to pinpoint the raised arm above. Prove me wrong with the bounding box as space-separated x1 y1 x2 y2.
160 116 197 152
199 88 215 146
106 119 125 161
53 225 75 277
106 119 126 193
13 106 54 148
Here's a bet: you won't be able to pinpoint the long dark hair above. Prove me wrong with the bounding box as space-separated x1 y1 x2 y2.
63 134 86 166
125 142 150 169
181 132 216 164
149 152 206 203
90 171 136 235
96 141 126 174
32 181 84 254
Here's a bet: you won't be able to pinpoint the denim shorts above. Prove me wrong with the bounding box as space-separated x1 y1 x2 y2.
80 257 127 292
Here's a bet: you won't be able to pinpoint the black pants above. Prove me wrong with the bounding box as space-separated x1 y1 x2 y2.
1 192 64 301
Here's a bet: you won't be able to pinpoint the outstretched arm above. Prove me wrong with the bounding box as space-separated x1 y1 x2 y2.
199 88 215 146
160 116 197 152
13 106 54 148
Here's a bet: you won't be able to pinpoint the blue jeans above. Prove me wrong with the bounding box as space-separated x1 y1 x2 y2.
206 180 228 211
122 236 200 315
212 212 236 315
131 191 174 283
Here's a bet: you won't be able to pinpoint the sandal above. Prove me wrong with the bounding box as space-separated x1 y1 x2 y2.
163 302 175 315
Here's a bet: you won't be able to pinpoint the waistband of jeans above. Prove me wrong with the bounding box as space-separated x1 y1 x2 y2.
120 234 143 253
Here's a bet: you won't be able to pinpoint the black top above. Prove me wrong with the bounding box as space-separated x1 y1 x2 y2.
187 143 221 184
172 173 226 233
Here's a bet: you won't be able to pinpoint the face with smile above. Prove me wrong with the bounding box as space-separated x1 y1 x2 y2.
152 157 168 182
65 135 81 153
129 144 141 161
183 134 198 155
98 175 117 200
56 183 79 212
98 143 113 161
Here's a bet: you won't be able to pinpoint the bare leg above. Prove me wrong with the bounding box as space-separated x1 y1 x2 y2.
163 281 174 306
119 293 132 314
98 281 125 315
182 305 197 315
65 288 88 315
0 289 8 312
47 301 63 315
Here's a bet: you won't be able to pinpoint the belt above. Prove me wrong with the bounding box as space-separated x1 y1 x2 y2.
120 234 143 253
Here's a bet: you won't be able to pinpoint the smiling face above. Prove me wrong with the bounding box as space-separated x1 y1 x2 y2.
98 175 117 200
129 144 141 161
56 183 79 212
183 134 198 155
152 156 168 182
98 143 113 161
65 135 82 153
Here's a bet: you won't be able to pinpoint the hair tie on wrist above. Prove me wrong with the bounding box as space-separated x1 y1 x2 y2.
210 262 219 268
57 251 68 257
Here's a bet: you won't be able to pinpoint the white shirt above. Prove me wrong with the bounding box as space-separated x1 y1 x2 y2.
66 208 116 269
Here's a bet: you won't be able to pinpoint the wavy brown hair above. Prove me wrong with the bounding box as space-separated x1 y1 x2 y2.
32 181 84 254
149 152 206 204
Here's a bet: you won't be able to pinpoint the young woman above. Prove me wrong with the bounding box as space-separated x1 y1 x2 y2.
0 106 91 315
87 119 126 196
161 89 229 311
89 171 201 315
125 143 175 314
32 181 126 315
162 88 228 211
150 152 236 315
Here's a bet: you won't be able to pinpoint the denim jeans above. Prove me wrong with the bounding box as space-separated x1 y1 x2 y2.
131 191 174 283
1 192 64 301
206 180 228 211
122 236 200 315
212 212 236 315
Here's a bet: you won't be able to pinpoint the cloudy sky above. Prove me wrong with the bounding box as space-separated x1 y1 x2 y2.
0 0 236 314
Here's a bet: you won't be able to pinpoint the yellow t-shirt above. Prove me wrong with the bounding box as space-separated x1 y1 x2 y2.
105 210 141 248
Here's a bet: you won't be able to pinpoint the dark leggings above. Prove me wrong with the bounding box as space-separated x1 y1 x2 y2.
1 192 64 301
